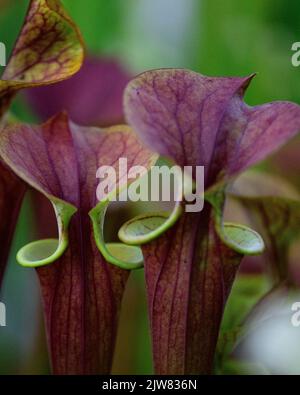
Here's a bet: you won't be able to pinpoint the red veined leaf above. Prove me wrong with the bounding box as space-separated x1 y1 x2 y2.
0 113 157 374
123 68 300 373
0 0 84 289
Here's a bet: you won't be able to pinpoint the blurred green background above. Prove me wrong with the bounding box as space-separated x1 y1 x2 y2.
0 0 299 374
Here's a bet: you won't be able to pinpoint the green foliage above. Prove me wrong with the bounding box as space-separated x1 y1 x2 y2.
62 0 124 54
197 0 300 104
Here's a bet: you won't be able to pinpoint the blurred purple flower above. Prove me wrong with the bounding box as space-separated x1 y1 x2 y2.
26 57 131 126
